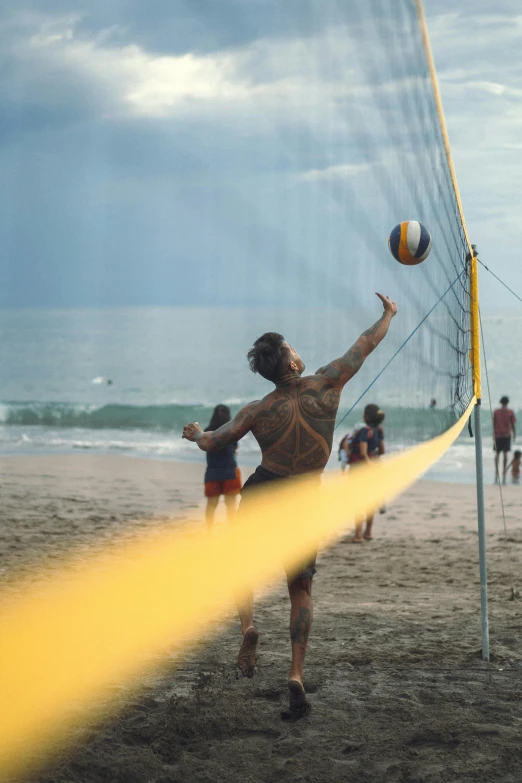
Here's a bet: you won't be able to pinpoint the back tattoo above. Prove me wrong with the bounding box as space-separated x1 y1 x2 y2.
201 307 395 477
248 376 341 476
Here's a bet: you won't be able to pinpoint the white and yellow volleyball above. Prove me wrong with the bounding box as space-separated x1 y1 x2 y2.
388 221 432 266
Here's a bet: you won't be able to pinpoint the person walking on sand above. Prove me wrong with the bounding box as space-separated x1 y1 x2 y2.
182 293 397 715
346 404 385 543
493 396 516 484
203 405 242 531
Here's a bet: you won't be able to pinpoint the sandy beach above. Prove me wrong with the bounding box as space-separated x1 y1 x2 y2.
1 454 522 782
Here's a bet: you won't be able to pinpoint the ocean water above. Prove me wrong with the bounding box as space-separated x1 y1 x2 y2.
1 307 521 484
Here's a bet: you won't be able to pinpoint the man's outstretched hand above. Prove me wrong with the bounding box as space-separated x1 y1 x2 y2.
376 292 398 317
182 422 203 442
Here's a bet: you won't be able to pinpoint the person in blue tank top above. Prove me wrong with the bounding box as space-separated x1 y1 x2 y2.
347 403 385 542
204 405 242 531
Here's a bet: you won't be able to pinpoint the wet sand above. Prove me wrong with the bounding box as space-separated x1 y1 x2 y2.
1 455 522 783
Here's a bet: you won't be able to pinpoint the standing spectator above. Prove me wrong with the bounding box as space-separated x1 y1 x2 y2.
203 405 242 530
493 396 516 484
348 404 385 542
338 434 350 471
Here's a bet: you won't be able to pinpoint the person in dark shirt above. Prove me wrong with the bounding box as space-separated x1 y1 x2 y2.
204 405 242 531
348 403 385 542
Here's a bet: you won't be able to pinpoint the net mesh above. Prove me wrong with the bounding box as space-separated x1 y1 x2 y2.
171 0 474 452
0 0 474 462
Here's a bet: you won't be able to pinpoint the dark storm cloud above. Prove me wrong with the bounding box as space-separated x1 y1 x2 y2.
0 0 376 308
0 111 342 307
0 0 521 307
2 0 333 56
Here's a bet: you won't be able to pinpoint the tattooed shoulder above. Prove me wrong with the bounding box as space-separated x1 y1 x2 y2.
315 344 363 383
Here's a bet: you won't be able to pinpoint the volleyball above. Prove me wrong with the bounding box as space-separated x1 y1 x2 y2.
388 221 432 265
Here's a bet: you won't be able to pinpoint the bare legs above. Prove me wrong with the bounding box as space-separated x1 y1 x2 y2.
206 491 259 676
287 575 313 712
351 513 374 542
205 497 219 532
495 450 509 484
237 589 257 677
288 576 313 685
224 494 237 523
237 575 313 682
206 493 238 532
238 591 254 636
236 574 314 714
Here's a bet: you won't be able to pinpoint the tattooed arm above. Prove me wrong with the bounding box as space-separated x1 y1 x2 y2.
182 403 256 452
315 293 397 386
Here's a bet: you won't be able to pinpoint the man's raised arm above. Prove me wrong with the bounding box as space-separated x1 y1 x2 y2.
182 403 256 452
315 293 397 386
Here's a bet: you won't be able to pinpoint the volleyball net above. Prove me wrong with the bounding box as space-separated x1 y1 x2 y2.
0 0 480 777
151 0 477 452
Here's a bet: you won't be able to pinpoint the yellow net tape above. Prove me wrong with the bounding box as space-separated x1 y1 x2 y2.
0 397 475 779
415 0 481 398
414 0 473 259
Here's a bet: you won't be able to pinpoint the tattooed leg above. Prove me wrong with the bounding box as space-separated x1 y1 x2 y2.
237 591 258 677
287 576 312 710
238 626 259 678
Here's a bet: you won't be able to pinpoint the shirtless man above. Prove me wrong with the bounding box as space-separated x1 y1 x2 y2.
183 293 397 713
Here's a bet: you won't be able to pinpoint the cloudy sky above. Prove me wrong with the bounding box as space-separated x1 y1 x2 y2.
0 0 520 310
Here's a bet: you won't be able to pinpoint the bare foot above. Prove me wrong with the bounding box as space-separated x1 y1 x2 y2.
363 534 373 541
287 679 310 715
237 627 259 678
346 536 363 544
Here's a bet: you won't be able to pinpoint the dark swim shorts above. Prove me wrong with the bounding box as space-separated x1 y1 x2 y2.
241 465 317 582
495 436 511 453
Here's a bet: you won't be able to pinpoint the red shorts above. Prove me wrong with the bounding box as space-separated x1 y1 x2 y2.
205 468 242 498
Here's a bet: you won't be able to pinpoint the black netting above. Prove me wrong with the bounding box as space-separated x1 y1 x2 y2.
0 0 474 462
168 0 474 448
